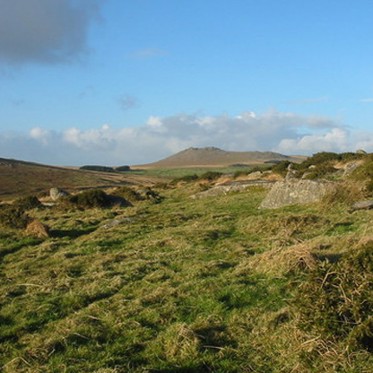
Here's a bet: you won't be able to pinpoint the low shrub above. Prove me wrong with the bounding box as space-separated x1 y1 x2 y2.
198 171 223 181
233 170 249 179
14 195 41 210
301 163 337 180
141 188 164 203
271 161 291 177
171 174 199 184
0 206 30 229
113 186 144 203
67 190 112 209
294 240 373 351
300 152 341 168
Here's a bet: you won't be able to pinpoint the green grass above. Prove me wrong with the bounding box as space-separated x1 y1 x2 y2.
0 180 372 372
130 165 257 179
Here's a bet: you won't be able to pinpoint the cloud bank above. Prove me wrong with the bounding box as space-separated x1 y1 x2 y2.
0 111 372 165
0 0 101 65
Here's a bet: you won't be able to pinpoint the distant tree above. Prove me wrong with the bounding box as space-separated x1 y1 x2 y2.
80 165 115 172
115 165 131 172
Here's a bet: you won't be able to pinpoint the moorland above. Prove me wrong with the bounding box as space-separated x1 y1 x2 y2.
0 150 372 372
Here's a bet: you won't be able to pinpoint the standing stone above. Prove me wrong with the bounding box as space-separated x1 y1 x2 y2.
50 188 68 201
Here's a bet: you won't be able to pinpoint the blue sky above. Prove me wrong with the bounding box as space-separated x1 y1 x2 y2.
0 0 372 165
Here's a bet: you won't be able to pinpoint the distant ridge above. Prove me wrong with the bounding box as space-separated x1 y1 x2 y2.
140 147 304 168
0 157 159 200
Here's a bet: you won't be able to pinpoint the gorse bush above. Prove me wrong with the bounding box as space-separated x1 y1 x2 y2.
0 196 39 229
0 206 30 229
171 174 199 184
300 152 341 168
14 195 41 210
295 240 373 352
271 161 291 176
301 163 337 180
113 186 144 203
198 171 223 181
67 189 112 209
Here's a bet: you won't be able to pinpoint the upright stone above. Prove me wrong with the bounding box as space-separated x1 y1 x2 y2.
50 188 68 201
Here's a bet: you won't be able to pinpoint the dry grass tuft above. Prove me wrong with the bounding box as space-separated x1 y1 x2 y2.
236 242 317 276
25 219 50 239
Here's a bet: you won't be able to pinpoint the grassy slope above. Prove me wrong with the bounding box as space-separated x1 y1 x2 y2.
0 159 161 201
0 182 372 372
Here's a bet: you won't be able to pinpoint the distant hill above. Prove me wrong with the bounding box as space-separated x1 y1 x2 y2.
0 158 158 200
140 147 305 168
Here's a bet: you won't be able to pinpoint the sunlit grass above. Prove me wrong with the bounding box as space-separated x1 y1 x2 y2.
0 180 372 372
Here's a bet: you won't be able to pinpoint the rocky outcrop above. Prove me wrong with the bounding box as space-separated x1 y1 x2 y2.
260 179 332 209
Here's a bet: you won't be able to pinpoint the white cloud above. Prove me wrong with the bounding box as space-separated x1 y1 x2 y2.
29 127 50 144
276 128 350 153
0 110 371 165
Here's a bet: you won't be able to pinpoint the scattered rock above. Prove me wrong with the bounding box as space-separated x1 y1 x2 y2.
260 179 332 209
26 219 49 239
50 188 69 201
101 217 134 229
350 200 373 211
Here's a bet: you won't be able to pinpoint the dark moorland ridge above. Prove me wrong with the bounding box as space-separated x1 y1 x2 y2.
140 147 305 168
0 157 158 200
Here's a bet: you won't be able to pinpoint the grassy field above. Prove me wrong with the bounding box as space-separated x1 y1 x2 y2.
0 158 372 372
130 166 258 179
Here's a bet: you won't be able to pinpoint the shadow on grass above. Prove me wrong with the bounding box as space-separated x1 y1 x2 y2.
0 237 41 262
49 227 96 239
316 253 342 263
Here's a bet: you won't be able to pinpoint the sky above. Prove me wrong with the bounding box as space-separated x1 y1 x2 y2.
0 0 372 166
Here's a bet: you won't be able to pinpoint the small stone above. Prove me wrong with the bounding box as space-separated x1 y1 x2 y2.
351 200 373 211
